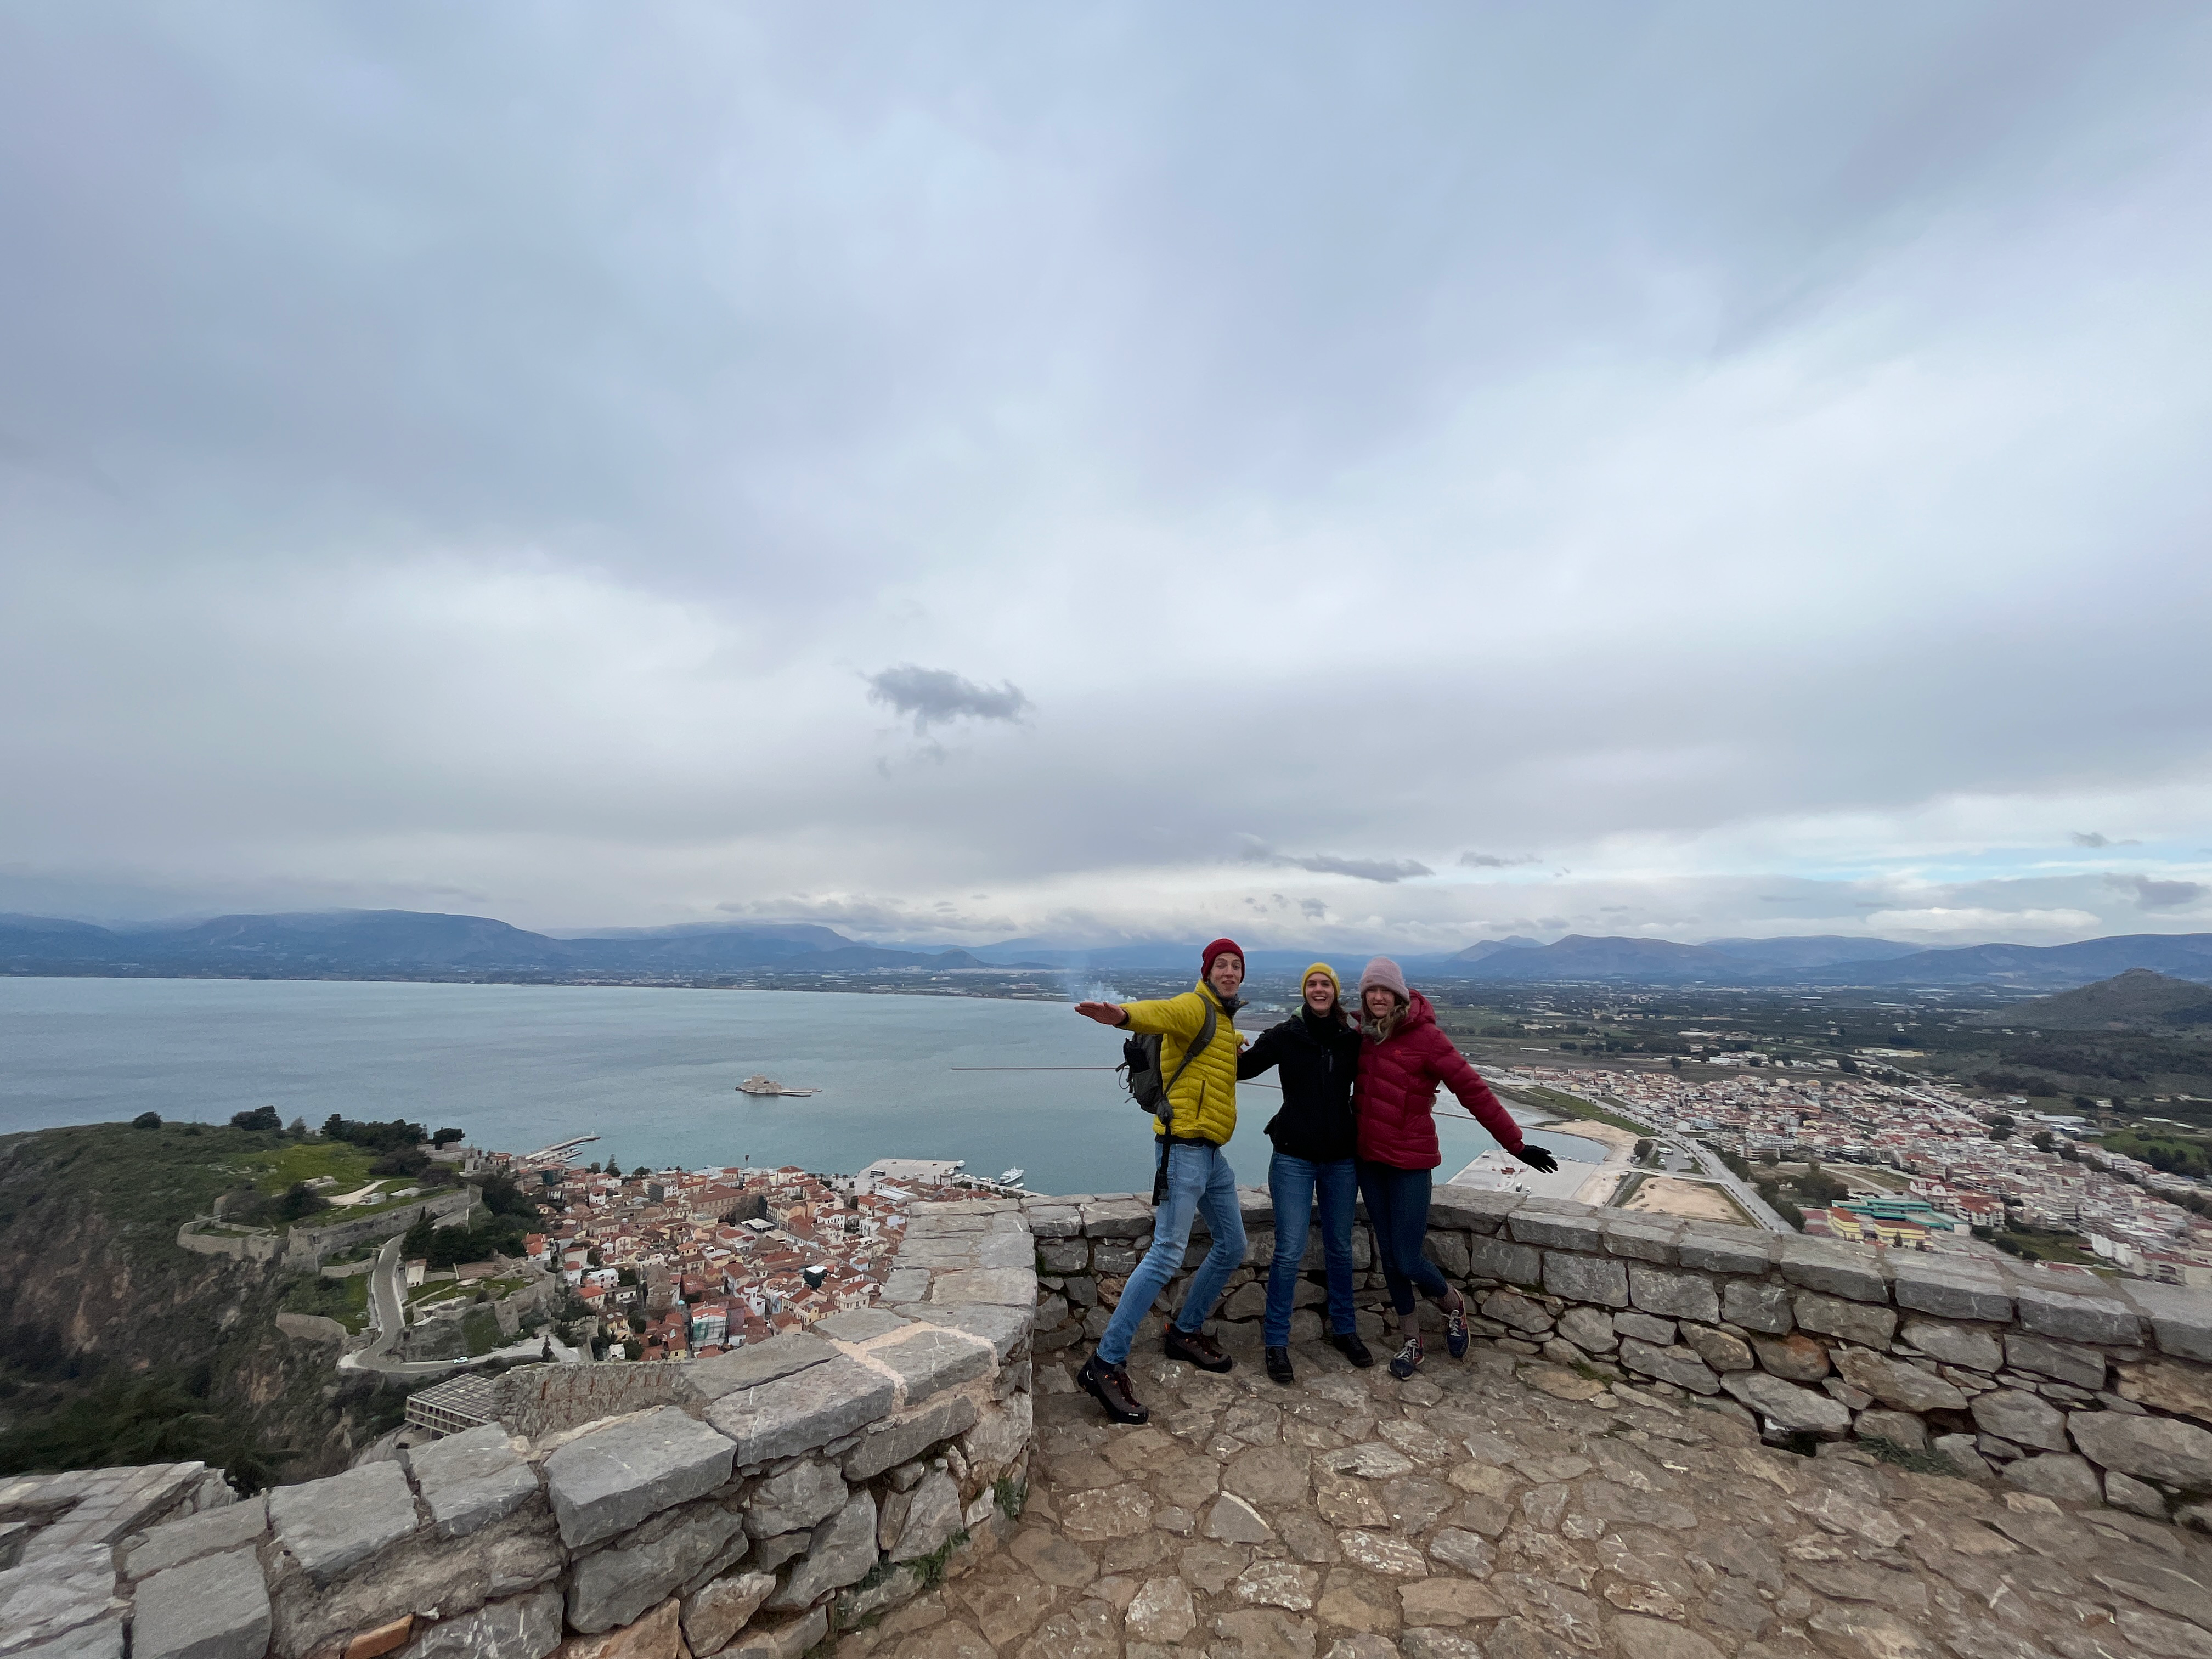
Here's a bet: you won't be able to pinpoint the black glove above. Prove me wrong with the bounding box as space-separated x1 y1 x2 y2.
1513 1144 1559 1173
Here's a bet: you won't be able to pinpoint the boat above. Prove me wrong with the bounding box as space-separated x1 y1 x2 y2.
996 1167 1025 1186
736 1075 821 1098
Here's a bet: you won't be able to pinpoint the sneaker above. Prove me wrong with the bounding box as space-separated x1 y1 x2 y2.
1444 1292 1469 1359
1330 1330 1374 1369
1389 1333 1424 1380
1164 1324 1234 1373
1078 1352 1149 1425
1265 1345 1295 1385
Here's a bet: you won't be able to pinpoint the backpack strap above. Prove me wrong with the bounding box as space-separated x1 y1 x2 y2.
1159 999 1217 1109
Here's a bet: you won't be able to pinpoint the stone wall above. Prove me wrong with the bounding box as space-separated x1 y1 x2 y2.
176 1222 283 1263
281 1188 477 1269
0 1199 1037 1659
1024 1185 2212 1524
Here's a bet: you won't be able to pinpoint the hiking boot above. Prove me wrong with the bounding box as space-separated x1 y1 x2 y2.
1078 1353 1149 1424
1265 1345 1295 1385
1389 1333 1424 1380
1331 1330 1374 1369
1164 1324 1234 1373
1444 1292 1469 1359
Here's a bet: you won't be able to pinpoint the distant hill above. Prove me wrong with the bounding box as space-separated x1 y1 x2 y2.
1701 935 1921 970
1980 968 2212 1029
0 909 984 979
1797 933 2212 990
1445 936 1543 964
1449 935 1743 983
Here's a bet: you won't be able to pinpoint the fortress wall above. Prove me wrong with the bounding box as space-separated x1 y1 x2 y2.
1025 1186 2212 1522
280 1188 478 1269
1 1199 1036 1659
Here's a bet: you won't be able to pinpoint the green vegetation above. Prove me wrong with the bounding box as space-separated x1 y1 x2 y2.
461 1308 504 1357
240 1138 381 1192
0 1373 285 1489
2098 1129 2212 1180
1509 1085 1655 1137
281 1273 371 1333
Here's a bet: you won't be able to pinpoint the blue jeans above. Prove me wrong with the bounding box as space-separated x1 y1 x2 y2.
1357 1161 1451 1317
1097 1141 1246 1365
1265 1152 1358 1346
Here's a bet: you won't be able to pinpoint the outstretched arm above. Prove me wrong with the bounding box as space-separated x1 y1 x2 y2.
1075 1001 1126 1026
1427 1034 1524 1150
1237 1026 1284 1080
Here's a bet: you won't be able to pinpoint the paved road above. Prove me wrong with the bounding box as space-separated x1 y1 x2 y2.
340 1234 585 1377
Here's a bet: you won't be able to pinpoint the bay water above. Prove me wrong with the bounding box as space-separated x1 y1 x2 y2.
0 977 1602 1195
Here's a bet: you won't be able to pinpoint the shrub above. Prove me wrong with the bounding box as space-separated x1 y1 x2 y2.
229 1107 281 1133
131 1112 161 1130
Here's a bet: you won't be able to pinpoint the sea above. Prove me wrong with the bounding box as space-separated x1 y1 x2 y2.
0 977 1605 1195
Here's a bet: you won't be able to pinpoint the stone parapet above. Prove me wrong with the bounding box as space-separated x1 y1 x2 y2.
0 1198 1035 1659
1026 1186 2212 1522
281 1189 477 1269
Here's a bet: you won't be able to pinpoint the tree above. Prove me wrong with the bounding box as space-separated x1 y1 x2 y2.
432 1127 466 1147
633 1166 649 1178
1989 1126 2012 1143
229 1107 281 1133
131 1112 161 1130
2032 1130 2055 1153
1760 1149 1780 1167
286 1116 308 1138
401 1213 437 1260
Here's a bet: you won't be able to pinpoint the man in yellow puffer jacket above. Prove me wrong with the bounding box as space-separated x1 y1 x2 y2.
1070 938 1250 1423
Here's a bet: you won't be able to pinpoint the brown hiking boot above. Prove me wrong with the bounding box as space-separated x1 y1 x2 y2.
1164 1324 1234 1373
1078 1352 1149 1424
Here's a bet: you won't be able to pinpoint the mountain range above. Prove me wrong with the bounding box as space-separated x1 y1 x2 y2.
2 909 2208 990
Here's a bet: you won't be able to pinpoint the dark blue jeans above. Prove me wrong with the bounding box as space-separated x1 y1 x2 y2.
1097 1141 1246 1365
1265 1152 1358 1346
1357 1160 1451 1317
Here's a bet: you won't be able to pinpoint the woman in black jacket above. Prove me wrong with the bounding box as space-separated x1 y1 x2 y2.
1238 962 1373 1383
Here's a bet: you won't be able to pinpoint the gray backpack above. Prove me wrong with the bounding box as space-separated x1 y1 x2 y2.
1119 1002 1216 1128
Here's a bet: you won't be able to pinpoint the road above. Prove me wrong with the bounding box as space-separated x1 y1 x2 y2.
1540 1083 1797 1234
339 1233 588 1378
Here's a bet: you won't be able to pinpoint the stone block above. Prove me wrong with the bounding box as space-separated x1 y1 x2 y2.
567 1499 746 1633
2002 1334 2107 1390
725 1606 827 1659
842 1391 979 1482
766 1491 877 1611
889 1468 963 1564
0 1541 124 1655
960 1390 1032 1474
2070 1410 2212 1487
927 1267 1035 1306
1081 1198 1154 1239
1612 1311 1677 1346
881 1268 930 1303
1508 1203 1607 1253
1854 1409 1927 1452
405 1425 539 1541
1899 1318 2002 1373
1429 1188 1522 1234
1424 1231 1472 1279
679 1334 834 1404
742 1460 845 1539
1628 1266 1720 1323
2104 1471 2168 1519
811 1307 913 1343
404 1589 563 1659
1889 1259 2011 1323
1831 1348 1966 1412
871 1326 996 1403
1556 1306 1618 1354
557 1596 685 1659
544 1407 737 1551
133 1547 270 1659
2016 1284 2141 1348
1681 1324 1753 1372
268 1462 420 1584
35 1620 125 1659
1749 1333 1830 1382
2119 1282 2212 1362
1468 1235 1542 1288
1794 1292 1896 1350
1970 1389 2068 1453
122 1494 268 1579
1025 1204 1082 1239
1677 1228 1774 1277
2114 1358 2212 1426
1776 1239 1888 1302
2002 1453 2102 1506
1720 1372 1852 1435
1617 1339 1720 1395
1722 1279 1794 1334
682 1570 776 1655
1543 1251 1629 1307
704 1355 897 1471
913 1302 1031 1362
1036 1239 1090 1274
1601 1219 1681 1265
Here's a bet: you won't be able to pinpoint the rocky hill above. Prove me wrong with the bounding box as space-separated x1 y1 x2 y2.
1985 968 2212 1030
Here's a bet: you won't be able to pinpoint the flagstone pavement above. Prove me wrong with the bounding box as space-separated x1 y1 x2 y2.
832 1333 2212 1659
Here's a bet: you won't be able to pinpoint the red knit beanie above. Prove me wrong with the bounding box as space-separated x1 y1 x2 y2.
1200 938 1245 980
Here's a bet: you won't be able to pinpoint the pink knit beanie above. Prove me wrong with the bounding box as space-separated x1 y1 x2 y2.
1359 956 1409 1001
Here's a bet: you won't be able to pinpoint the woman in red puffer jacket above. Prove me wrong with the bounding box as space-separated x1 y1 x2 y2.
1354 957 1558 1377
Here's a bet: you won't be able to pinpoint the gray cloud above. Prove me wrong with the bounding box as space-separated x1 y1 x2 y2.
1459 851 1540 869
1240 839 1433 884
2069 831 2141 848
2106 874 2208 911
865 666 1032 736
0 6 2208 946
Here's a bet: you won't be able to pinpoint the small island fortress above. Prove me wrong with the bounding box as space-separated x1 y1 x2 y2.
12 1186 2212 1659
736 1077 821 1098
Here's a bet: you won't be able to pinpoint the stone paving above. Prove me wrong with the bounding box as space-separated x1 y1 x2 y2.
833 1330 2212 1659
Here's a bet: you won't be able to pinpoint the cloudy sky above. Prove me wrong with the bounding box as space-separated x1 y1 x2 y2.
3 3 2209 952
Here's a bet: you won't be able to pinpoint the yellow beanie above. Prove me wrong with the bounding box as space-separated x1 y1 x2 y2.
1301 963 1341 1001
